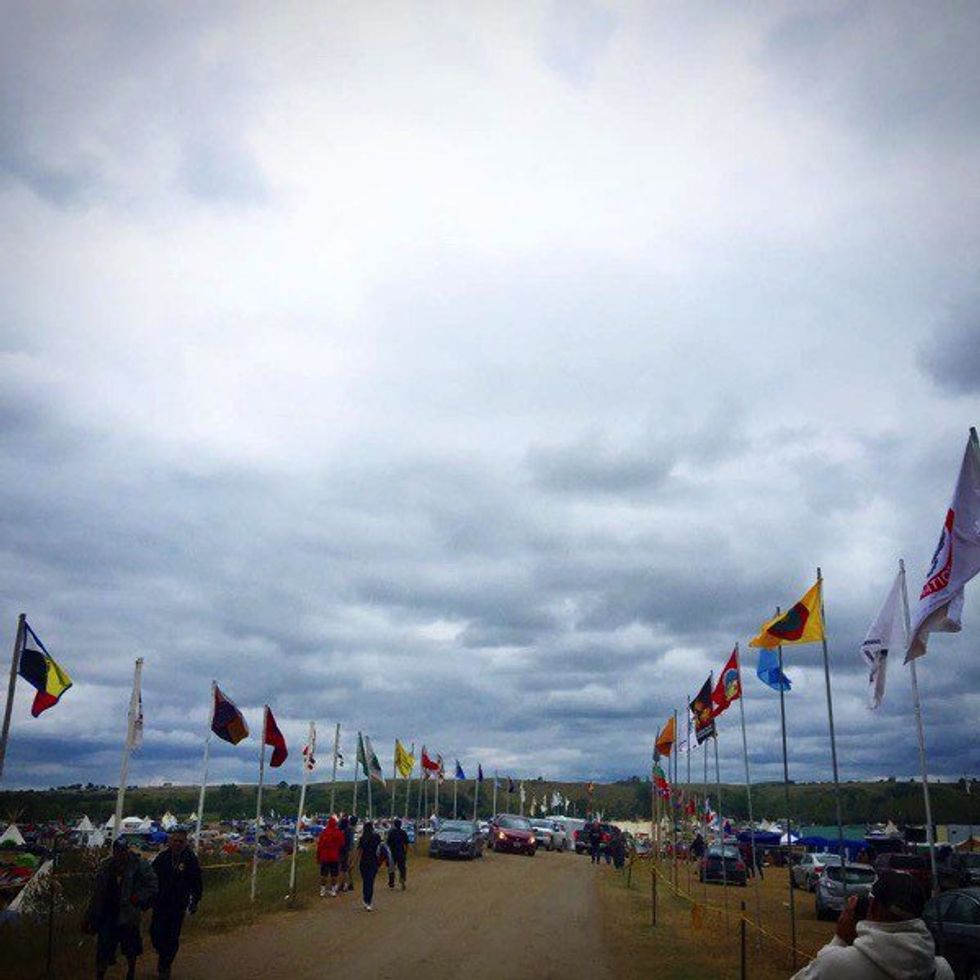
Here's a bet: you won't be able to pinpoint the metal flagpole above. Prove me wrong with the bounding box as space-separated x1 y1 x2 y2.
352 731 361 816
365 737 373 820
712 699 729 926
404 742 415 821
329 723 340 815
651 748 659 926
776 630 798 971
112 658 143 841
415 769 424 832
899 558 940 894
686 695 692 895
290 721 314 895
702 732 709 906
0 614 25 784
816 569 847 885
194 681 216 850
492 771 498 816
734 645 763 943
473 771 479 820
671 709 679 888
453 769 458 820
391 740 398 819
250 706 269 901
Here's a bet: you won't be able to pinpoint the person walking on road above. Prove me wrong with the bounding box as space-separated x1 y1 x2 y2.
357 820 382 911
587 821 602 865
386 817 410 890
84 837 158 980
316 816 345 897
150 827 202 980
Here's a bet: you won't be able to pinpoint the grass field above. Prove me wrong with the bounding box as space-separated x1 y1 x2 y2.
599 855 837 980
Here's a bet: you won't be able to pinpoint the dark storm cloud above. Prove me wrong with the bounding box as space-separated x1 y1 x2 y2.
920 300 980 395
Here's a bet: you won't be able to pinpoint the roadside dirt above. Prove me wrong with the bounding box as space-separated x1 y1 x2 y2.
177 849 614 980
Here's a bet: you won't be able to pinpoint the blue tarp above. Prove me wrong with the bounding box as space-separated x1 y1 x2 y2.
737 831 781 846
825 839 866 859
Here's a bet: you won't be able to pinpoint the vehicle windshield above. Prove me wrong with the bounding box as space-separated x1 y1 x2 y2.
708 845 740 859
825 866 876 883
438 821 474 834
498 817 531 831
811 854 839 864
529 820 552 829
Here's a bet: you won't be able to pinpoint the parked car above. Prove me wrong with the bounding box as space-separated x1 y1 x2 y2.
552 816 586 848
814 863 877 920
488 815 537 856
428 819 484 860
942 852 980 890
923 887 980 980
874 852 932 892
699 844 747 886
528 819 555 851
792 852 840 892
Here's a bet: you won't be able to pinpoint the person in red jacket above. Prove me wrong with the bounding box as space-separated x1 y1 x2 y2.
316 817 345 897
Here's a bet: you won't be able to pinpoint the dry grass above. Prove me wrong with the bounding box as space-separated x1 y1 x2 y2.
598 856 839 980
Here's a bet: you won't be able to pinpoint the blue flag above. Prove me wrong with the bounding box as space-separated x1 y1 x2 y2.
477 764 484 782
455 760 466 780
756 648 792 691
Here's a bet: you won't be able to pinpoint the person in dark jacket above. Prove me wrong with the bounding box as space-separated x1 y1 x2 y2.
85 838 158 980
611 830 627 870
149 828 202 979
386 817 409 890
587 821 602 864
356 821 382 911
691 832 705 861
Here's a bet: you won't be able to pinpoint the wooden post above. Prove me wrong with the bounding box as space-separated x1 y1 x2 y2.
0 614 25 783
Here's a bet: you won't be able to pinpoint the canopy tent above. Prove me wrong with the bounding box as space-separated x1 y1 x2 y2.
104 816 153 835
0 824 25 847
780 832 800 845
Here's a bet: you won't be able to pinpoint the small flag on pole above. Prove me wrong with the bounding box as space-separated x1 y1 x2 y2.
749 581 825 649
861 570 905 708
363 734 386 785
477 764 484 782
711 647 741 717
302 728 317 771
655 715 676 757
17 621 72 717
395 739 415 778
421 746 440 774
756 649 792 691
211 685 249 745
690 675 716 744
906 428 980 662
263 706 288 768
455 760 466 780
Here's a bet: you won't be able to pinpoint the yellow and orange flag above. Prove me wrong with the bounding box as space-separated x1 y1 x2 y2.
749 579 825 649
655 715 676 757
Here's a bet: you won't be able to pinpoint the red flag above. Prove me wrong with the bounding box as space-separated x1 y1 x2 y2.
711 647 741 717
421 746 440 772
263 706 288 768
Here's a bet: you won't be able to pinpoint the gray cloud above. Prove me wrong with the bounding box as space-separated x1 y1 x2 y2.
1 3 979 796
920 299 980 395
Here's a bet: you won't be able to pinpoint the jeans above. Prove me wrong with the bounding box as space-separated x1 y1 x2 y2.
361 865 378 905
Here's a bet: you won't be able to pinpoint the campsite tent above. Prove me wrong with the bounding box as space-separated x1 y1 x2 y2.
0 824 26 847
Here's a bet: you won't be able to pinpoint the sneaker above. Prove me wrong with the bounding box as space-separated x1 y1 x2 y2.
401 881 406 891
329 886 337 897
319 885 326 897
363 902 373 911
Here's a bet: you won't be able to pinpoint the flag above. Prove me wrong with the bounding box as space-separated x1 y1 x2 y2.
508 778 516 794
211 685 249 744
655 715 676 757
421 746 440 773
394 739 415 778
263 706 288 768
455 760 466 780
477 764 484 782
586 780 594 795
363 735 386 785
711 647 741 717
436 754 445 784
749 581 825 649
131 691 144 752
861 570 905 708
303 726 317 771
17 621 72 717
907 428 980 661
756 648 791 691
690 675 716 744
653 764 671 799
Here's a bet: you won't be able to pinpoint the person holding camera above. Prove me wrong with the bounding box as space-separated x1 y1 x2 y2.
790 870 953 979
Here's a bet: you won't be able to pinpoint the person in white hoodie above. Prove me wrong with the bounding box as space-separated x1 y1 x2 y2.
791 871 953 980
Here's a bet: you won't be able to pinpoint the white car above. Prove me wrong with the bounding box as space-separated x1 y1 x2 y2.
529 819 556 850
792 852 841 891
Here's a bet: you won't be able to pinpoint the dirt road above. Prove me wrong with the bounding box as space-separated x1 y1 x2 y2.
177 850 613 980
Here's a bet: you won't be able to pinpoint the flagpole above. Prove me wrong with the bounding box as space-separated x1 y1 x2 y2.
453 769 458 820
404 742 414 821
651 749 659 927
194 681 216 851
492 771 498 816
816 569 847 880
112 657 143 841
391 740 398 819
290 721 314 896
711 684 729 926
352 731 361 816
671 709 678 889
776 629 797 971
734 644 763 943
685 694 692 896
702 731 709 907
0 614 25 784
365 737 373 820
251 706 269 901
899 558 939 894
434 762 440 819
329 723 340 815
473 771 479 820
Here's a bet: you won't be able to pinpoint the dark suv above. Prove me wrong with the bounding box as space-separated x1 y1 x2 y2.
574 822 617 855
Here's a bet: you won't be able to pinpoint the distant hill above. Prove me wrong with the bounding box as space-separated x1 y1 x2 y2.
2 776 978 826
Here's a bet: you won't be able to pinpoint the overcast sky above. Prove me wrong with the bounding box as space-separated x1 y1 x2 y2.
1 2 979 794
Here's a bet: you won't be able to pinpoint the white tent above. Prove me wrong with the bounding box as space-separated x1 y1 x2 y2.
0 824 25 846
105 815 151 835
88 828 107 848
161 811 178 831
188 812 198 823
780 831 800 844
75 816 95 834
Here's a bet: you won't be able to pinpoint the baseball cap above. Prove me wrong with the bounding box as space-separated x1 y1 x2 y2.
872 870 927 919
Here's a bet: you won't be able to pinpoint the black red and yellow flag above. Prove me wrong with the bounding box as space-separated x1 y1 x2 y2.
17 620 72 717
